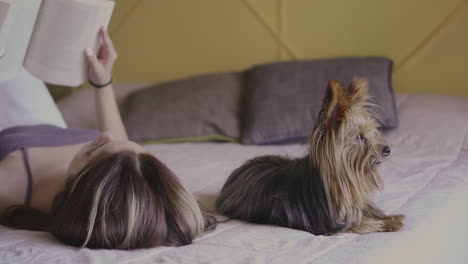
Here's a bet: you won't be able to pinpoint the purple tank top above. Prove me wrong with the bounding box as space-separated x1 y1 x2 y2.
0 124 100 206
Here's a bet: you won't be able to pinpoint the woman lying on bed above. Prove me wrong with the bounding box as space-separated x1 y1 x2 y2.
0 27 215 249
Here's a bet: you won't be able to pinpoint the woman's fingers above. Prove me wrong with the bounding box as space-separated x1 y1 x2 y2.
99 27 118 63
85 48 108 84
86 48 101 71
83 27 116 84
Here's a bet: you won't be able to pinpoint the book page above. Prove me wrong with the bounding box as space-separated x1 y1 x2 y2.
0 0 41 83
25 0 115 87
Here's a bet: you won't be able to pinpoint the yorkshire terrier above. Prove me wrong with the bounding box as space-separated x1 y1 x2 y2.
216 78 404 235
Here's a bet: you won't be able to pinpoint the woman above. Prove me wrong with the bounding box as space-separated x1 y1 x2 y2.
0 28 215 249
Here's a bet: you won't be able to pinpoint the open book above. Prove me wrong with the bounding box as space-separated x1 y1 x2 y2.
0 0 114 87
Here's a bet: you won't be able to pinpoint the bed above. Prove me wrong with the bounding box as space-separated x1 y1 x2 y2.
1 86 468 263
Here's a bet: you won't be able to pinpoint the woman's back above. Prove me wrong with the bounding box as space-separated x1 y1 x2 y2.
0 125 99 212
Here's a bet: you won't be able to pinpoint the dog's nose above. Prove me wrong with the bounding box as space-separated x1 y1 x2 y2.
382 146 391 156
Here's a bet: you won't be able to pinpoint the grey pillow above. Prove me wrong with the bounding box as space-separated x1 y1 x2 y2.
241 57 398 145
123 72 243 143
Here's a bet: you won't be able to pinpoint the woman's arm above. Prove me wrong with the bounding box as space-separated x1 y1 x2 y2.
92 84 128 140
85 27 128 140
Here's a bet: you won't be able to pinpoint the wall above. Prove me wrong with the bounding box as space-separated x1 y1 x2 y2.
108 0 468 96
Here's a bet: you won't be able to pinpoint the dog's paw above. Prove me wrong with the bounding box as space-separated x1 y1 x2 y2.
382 214 405 232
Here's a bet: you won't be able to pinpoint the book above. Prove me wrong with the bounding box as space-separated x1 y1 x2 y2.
0 0 114 87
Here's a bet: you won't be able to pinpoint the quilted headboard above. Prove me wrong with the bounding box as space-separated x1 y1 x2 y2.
108 0 468 97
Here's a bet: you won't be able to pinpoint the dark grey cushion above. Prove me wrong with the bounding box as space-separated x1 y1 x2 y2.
123 72 243 143
241 57 398 145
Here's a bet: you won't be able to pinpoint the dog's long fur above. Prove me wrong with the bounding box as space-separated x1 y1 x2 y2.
216 79 404 235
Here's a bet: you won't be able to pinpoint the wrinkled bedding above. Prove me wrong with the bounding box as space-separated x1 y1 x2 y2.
1 93 468 264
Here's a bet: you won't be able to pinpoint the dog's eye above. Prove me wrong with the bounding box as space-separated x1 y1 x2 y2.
356 134 367 143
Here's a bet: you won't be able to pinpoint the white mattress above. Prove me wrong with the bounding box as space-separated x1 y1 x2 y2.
1 93 468 264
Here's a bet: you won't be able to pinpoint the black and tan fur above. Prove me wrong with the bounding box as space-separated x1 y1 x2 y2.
216 79 404 235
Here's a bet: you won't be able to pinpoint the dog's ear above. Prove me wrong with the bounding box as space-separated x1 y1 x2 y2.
320 80 351 129
348 77 369 105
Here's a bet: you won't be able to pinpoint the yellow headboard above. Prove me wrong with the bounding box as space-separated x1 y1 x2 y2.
109 0 468 97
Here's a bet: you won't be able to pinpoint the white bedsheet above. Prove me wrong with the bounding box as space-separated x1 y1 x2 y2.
1 93 468 264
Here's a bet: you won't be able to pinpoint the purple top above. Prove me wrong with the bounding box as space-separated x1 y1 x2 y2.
0 124 100 206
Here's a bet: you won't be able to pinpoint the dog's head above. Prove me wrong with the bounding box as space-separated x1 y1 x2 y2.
310 79 387 218
312 78 389 170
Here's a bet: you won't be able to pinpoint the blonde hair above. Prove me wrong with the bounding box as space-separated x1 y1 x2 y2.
2 151 215 249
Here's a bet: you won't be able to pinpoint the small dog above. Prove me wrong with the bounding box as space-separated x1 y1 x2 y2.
216 78 404 235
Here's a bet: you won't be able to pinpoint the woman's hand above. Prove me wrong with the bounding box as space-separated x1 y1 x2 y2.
85 27 118 86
